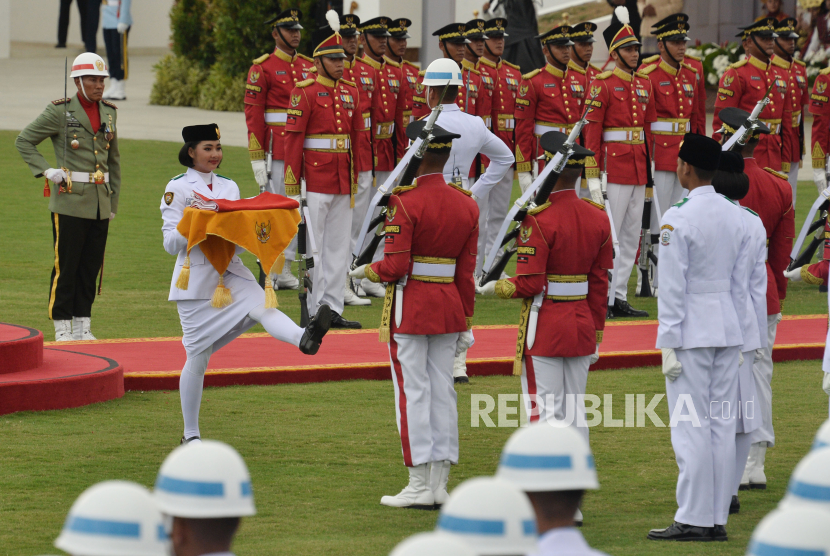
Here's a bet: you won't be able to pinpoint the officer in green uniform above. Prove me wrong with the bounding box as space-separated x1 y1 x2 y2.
15 52 121 342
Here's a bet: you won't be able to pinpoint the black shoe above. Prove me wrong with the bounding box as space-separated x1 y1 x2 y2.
648 522 713 541
712 525 728 541
330 311 361 329
606 306 615 319
612 298 649 318
729 495 740 514
55 43 67 48
180 435 200 444
454 376 469 384
300 304 332 354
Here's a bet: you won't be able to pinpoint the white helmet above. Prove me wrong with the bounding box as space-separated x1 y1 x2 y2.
813 419 830 450
70 53 109 78
746 507 830 556
154 440 255 518
54 480 168 556
390 532 476 556
497 422 599 492
436 477 537 556
422 58 463 86
779 446 830 512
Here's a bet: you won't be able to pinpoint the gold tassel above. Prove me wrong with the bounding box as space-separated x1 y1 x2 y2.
378 284 395 343
211 275 233 308
175 255 191 290
264 275 278 309
513 298 532 376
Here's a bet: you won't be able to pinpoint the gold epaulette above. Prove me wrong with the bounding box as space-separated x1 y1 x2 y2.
729 59 748 69
685 54 701 62
52 97 71 105
102 100 118 109
402 59 420 68
795 59 807 67
588 63 601 72
392 185 417 195
503 60 521 70
522 68 541 80
635 71 650 79
252 53 270 64
641 54 660 65
820 66 830 75
638 64 657 75
449 183 473 196
528 201 550 214
308 66 317 73
418 69 426 77
681 62 697 72
582 198 605 211
764 167 789 180
298 53 313 63
771 56 790 69
385 57 401 68
295 78 314 88
595 71 613 80
569 63 586 75
340 78 356 87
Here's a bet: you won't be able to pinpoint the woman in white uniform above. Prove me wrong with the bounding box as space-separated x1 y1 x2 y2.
160 124 331 444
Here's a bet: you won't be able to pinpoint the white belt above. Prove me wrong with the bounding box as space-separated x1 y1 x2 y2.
795 112 802 125
686 279 730 294
650 121 690 133
500 118 515 129
104 0 119 6
535 123 569 135
547 281 588 297
761 120 781 135
411 262 456 278
70 171 109 183
483 116 492 129
375 122 395 136
602 129 644 142
364 117 372 128
303 137 350 150
265 112 287 124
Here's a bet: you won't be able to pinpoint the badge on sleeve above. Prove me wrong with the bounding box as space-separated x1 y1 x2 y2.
660 224 673 246
164 192 174 205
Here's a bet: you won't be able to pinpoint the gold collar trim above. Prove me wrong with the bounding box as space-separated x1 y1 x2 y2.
462 58 477 70
479 56 497 68
659 58 679 76
613 66 633 82
545 63 565 78
361 54 383 70
273 47 297 63
748 55 768 71
316 74 338 88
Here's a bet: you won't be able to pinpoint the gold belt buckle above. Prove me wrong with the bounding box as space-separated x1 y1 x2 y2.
336 138 345 150
92 170 105 184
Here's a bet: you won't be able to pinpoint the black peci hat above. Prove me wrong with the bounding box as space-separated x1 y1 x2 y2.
678 133 722 172
182 124 221 143
339 13 361 37
569 21 596 43
433 23 470 44
266 8 303 29
483 18 509 38
405 120 461 154
388 18 412 39
718 150 745 173
539 131 594 167
717 107 771 138
359 16 392 37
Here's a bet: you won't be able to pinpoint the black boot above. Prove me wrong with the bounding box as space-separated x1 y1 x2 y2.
299 304 332 355
711 525 728 541
180 435 200 445
647 522 713 541
330 311 362 329
612 298 649 318
729 495 740 515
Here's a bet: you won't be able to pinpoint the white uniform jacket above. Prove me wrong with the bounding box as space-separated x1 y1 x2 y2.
531 528 610 556
656 186 748 349
433 103 515 198
738 203 769 352
160 168 254 301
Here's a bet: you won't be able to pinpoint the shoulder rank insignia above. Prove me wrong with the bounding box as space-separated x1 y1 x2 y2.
637 65 657 75
164 191 175 205
672 197 689 208
641 54 659 65
595 71 612 80
729 59 748 69
340 78 356 87
252 53 270 65
582 198 605 211
528 201 551 215
298 53 314 63
680 62 697 73
102 100 118 109
52 97 71 105
449 183 473 196
296 78 314 88
820 66 830 76
503 60 521 70
171 173 185 181
743 206 759 217
685 54 701 62
795 59 806 67
763 167 788 180
418 70 426 77
392 185 417 195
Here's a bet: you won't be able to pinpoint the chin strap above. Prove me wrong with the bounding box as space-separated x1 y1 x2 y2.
276 28 297 57
365 36 382 60
319 59 334 81
751 35 770 64
661 40 682 66
485 42 496 57
614 48 634 73
547 44 568 71
80 78 92 102
571 46 586 66
773 39 793 61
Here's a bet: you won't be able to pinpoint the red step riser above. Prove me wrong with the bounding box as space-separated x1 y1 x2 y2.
0 325 43 375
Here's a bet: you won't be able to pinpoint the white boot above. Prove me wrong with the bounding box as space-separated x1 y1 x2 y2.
361 278 386 298
453 348 469 384
102 78 116 99
429 460 451 506
54 320 73 341
344 276 370 306
740 443 758 490
748 442 768 488
72 317 97 341
276 259 299 290
380 464 435 509
574 507 584 526
115 79 127 100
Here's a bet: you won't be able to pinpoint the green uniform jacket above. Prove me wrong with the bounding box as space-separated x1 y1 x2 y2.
15 95 121 220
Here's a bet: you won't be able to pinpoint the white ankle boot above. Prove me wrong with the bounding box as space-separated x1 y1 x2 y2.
361 278 386 298
276 260 299 289
429 460 451 506
453 349 469 383
54 320 72 341
380 464 435 509
741 442 768 489
102 78 116 98
574 507 584 525
344 276 370 306
72 317 96 341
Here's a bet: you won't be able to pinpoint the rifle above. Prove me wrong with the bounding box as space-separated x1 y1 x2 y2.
351 83 451 268
264 130 273 195
788 187 830 270
602 146 620 312
297 179 316 327
635 139 657 297
480 94 596 285
721 83 775 152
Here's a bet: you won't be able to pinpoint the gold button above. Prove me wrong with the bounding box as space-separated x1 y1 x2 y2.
93 136 96 141
96 164 100 169
314 162 317 166
338 127 343 131
336 112 341 116
94 150 98 154
337 119 341 123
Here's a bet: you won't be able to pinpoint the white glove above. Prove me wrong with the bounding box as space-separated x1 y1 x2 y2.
117 22 129 34
518 171 533 193
814 168 827 192
739 351 744 366
784 267 802 282
589 344 600 365
109 212 115 221
776 312 783 324
456 329 474 356
479 280 496 295
251 160 268 188
661 348 683 382
44 168 67 184
349 264 367 280
586 178 604 205
755 348 765 363
823 372 830 395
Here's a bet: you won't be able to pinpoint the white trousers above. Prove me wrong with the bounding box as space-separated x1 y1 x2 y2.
306 192 351 315
734 349 760 495
751 314 780 446
787 165 798 208
521 355 591 445
667 346 739 527
389 332 460 467
475 170 513 276
606 183 645 301
349 171 375 257
266 160 296 261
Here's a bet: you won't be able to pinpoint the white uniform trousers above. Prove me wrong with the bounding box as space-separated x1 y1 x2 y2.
667 346 739 527
389 332 460 467
734 350 760 495
266 160 295 261
787 165 798 208
606 183 645 301
349 171 375 257
474 171 513 276
306 192 351 315
521 355 591 445
751 314 780 446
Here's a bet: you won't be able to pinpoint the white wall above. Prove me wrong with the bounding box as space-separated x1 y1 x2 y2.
0 0 10 58
378 0 423 48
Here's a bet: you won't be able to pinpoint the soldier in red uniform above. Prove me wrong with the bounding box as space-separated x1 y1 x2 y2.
476 17 521 277
568 21 602 84
718 108 794 491
514 25 587 193
462 18 489 124
480 131 612 445
349 126 479 510
810 65 830 194
773 18 808 204
713 18 793 173
245 9 313 290
284 20 366 329
583 6 656 318
412 23 474 118
386 18 419 161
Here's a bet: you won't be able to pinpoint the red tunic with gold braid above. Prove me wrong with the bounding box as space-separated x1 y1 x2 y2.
244 48 315 163
683 55 707 135
357 54 406 173
801 223 830 284
483 57 521 156
394 58 420 161
809 67 830 171
493 190 613 360
773 55 809 171
351 56 377 173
